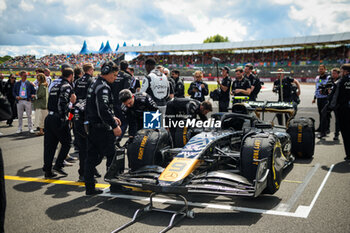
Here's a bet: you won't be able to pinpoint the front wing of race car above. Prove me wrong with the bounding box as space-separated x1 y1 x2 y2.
106 158 269 197
105 131 271 198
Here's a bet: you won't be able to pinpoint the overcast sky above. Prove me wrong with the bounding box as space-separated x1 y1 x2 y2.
0 0 349 57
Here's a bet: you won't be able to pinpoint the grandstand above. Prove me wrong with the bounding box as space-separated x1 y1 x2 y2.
1 32 349 81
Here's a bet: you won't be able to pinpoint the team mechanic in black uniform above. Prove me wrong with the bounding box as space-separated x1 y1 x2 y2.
119 89 158 139
170 69 185 98
43 68 76 178
244 63 261 101
111 60 132 137
166 98 212 121
231 67 251 104
320 68 341 140
272 68 301 125
85 61 122 195
165 98 212 144
73 63 97 181
128 67 140 93
217 66 232 112
330 64 350 160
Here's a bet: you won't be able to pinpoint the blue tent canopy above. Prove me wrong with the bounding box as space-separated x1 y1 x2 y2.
115 43 120 52
123 42 126 47
98 42 105 51
100 40 113 54
79 40 91 54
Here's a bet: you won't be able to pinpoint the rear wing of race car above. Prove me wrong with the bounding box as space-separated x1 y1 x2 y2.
248 101 296 127
228 101 296 127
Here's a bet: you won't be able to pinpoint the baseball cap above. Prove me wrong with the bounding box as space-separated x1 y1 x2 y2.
235 66 244 72
221 66 230 73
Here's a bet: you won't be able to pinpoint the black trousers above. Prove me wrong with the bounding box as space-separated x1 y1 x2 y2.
0 149 6 233
85 127 116 190
219 100 229 112
320 104 331 135
338 107 350 157
317 98 329 130
6 99 17 125
249 95 257 101
334 110 340 137
74 120 87 177
43 115 71 172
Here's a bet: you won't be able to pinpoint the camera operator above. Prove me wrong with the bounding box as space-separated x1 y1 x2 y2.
329 64 350 160
318 68 341 139
272 68 301 125
312 64 330 132
217 66 231 112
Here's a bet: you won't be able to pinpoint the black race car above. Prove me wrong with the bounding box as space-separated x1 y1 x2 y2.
105 103 302 198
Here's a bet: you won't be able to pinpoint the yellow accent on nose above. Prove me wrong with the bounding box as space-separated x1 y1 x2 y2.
159 157 201 182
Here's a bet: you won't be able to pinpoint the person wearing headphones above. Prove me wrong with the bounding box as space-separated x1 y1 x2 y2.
84 61 122 195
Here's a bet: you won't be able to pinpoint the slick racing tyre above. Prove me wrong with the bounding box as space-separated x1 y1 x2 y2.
173 127 203 148
287 117 315 158
127 128 172 171
241 133 284 194
173 126 190 148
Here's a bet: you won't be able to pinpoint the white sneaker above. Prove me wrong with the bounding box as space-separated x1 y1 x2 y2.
29 129 35 134
63 160 73 166
16 129 22 134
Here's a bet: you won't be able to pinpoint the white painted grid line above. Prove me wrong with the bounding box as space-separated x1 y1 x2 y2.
100 164 335 219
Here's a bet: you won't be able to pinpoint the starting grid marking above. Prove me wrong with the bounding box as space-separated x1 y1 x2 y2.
4 175 110 189
5 163 334 219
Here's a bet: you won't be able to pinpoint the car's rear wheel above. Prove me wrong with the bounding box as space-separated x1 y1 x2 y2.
241 133 284 194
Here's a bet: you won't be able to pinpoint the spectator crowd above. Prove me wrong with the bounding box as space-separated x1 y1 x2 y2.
1 46 349 71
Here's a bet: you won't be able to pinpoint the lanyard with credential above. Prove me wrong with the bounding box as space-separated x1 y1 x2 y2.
21 83 26 97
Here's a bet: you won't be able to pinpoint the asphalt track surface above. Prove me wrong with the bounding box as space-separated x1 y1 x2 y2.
1 83 350 233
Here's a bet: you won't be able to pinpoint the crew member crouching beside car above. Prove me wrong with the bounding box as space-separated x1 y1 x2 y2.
165 98 212 147
119 89 159 140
